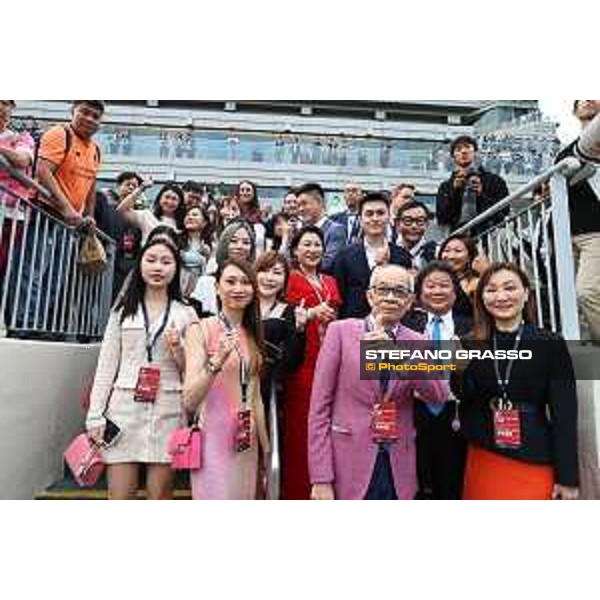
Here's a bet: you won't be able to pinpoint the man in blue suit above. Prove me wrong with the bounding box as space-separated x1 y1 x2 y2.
334 192 412 319
296 182 346 274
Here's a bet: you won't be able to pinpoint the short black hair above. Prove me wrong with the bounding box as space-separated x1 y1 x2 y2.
289 225 325 268
116 171 142 187
295 182 325 201
359 191 390 214
414 260 461 300
450 135 478 155
438 234 478 263
182 180 204 195
396 200 431 220
73 100 105 113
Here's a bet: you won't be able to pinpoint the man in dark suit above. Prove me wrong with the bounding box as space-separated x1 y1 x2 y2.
403 260 473 500
436 135 509 236
331 181 363 244
296 182 346 274
334 192 411 319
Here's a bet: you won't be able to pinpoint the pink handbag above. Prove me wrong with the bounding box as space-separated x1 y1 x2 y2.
168 423 203 471
64 433 105 487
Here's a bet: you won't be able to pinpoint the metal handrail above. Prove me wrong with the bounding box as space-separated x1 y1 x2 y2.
446 154 594 340
0 154 51 200
450 157 582 238
267 381 280 500
0 157 116 341
0 154 116 246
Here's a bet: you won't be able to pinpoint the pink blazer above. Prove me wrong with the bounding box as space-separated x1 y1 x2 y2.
308 319 449 500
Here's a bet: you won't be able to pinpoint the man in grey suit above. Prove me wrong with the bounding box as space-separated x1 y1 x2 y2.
296 182 346 274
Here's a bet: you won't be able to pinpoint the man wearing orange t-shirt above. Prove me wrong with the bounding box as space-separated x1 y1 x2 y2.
11 101 104 333
37 100 103 226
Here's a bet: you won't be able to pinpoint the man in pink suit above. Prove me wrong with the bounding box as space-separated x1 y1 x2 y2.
308 264 449 500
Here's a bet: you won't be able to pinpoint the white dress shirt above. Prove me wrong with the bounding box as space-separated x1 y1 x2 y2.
425 310 455 341
363 238 387 270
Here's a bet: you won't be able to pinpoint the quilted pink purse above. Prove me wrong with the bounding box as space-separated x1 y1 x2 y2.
64 433 105 487
168 416 203 471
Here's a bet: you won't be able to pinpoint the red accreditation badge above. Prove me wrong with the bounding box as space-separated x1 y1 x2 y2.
371 400 399 443
235 409 252 453
134 365 161 403
493 409 522 449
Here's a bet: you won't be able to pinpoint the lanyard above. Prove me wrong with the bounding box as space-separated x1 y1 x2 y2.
141 299 171 363
364 316 397 396
492 324 524 400
300 271 329 305
219 312 250 406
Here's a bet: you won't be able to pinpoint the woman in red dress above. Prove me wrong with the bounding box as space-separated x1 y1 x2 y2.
282 225 341 499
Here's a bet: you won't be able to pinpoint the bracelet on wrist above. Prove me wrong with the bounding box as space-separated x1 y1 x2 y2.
205 358 222 375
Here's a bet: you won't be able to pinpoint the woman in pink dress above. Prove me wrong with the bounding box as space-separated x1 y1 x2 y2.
183 258 270 499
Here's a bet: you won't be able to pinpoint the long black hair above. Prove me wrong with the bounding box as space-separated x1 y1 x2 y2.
181 204 213 251
234 180 262 224
115 238 183 323
215 258 265 373
153 183 186 231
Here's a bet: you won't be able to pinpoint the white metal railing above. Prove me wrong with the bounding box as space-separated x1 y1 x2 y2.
0 155 116 341
266 382 280 500
450 156 587 340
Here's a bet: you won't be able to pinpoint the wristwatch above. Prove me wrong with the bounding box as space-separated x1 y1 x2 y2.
205 359 222 375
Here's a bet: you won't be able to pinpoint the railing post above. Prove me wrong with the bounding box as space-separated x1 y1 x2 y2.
549 173 580 340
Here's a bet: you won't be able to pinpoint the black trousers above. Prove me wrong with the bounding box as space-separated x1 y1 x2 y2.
414 400 467 500
364 446 398 500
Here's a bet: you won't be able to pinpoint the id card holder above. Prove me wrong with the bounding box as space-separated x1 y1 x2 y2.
371 400 399 443
134 365 161 403
493 409 522 449
235 409 252 453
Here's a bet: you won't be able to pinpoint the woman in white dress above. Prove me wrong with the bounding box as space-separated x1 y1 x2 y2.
86 237 196 499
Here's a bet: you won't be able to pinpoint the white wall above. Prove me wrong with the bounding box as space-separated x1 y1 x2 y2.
577 379 600 499
0 339 100 500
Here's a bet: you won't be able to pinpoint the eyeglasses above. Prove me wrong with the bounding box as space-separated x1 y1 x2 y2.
371 285 412 300
399 217 428 227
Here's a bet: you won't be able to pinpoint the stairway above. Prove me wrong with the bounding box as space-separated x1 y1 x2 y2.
36 468 192 500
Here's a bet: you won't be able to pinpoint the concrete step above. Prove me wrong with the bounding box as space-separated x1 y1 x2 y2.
37 471 192 500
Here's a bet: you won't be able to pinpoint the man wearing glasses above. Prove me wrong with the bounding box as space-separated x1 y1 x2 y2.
394 201 437 272
308 264 449 500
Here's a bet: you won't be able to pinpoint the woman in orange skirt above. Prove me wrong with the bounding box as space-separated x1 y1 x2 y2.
463 445 554 500
452 263 579 501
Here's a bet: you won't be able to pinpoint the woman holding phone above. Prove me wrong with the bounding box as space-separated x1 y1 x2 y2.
86 238 196 499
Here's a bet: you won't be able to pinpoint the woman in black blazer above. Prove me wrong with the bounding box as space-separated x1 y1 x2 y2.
451 262 579 500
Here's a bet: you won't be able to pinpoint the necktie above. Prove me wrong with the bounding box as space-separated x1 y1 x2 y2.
426 316 445 416
379 327 395 396
349 214 360 243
